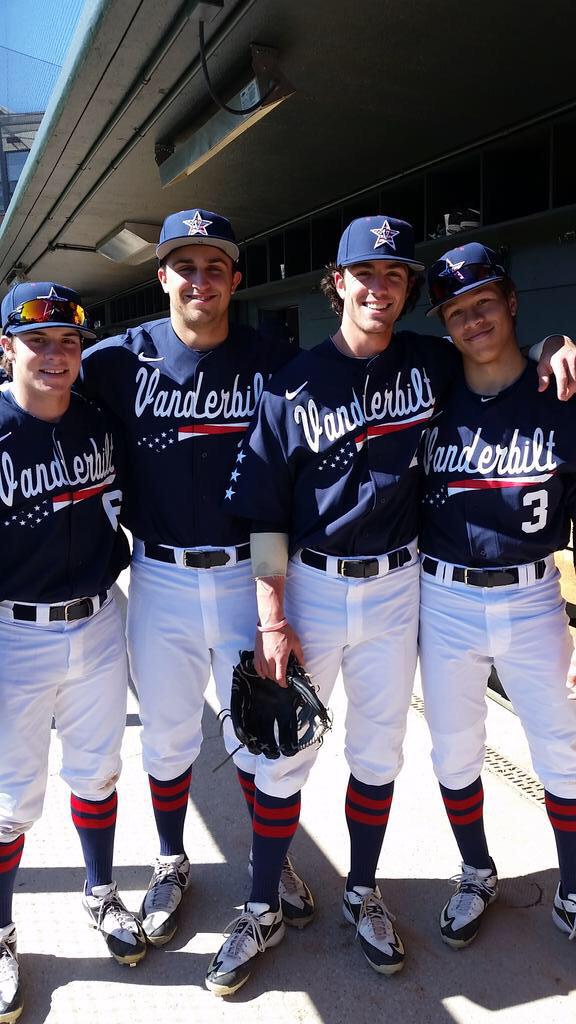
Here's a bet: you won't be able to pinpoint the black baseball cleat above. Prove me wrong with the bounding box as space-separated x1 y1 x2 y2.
206 902 284 996
552 884 576 939
342 885 405 974
249 853 315 928
140 854 191 945
83 882 147 965
439 861 498 948
0 925 23 1024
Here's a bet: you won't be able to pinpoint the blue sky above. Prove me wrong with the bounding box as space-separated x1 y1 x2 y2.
0 0 87 112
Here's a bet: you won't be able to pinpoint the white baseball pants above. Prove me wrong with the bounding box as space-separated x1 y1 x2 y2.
0 597 127 843
255 543 420 798
419 558 576 797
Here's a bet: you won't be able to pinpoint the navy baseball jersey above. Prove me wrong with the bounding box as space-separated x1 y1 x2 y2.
228 333 459 556
0 389 129 602
81 320 293 547
419 363 576 566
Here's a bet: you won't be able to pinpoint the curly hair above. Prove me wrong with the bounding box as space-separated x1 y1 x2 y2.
320 263 424 320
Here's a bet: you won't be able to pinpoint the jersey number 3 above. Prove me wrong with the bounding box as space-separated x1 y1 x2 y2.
521 489 548 534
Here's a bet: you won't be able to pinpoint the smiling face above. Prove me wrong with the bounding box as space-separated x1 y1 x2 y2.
2 326 82 419
158 243 242 348
440 283 518 367
334 261 411 350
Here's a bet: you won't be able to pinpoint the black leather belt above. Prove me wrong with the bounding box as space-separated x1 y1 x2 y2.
421 556 546 588
144 542 250 569
300 546 412 578
11 591 108 623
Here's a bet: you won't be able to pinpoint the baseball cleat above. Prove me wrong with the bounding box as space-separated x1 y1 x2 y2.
0 925 22 1024
439 861 498 948
342 885 405 974
140 854 191 945
83 882 147 965
249 852 315 928
552 884 576 939
279 856 315 928
205 902 284 996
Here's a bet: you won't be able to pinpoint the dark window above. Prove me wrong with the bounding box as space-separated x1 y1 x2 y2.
426 157 481 239
484 128 549 225
246 241 268 287
553 116 576 208
311 212 342 270
258 306 299 347
380 177 426 242
268 233 285 281
284 223 311 277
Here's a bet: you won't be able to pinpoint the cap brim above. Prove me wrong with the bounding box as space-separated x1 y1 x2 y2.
5 322 97 340
339 253 425 271
426 273 505 316
156 235 240 262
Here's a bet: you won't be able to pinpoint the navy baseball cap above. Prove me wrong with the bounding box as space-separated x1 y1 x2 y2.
337 215 425 271
427 242 506 316
156 209 240 262
1 282 96 339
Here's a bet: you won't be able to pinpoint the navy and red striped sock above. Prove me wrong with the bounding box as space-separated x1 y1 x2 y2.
545 790 576 897
236 768 255 820
439 777 492 869
346 776 394 890
0 835 25 927
148 766 192 857
71 791 117 894
249 789 301 910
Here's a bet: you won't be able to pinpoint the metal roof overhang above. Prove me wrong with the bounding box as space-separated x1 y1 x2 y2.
1 0 576 304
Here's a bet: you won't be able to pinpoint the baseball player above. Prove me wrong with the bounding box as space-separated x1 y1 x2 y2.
80 210 311 947
206 217 576 996
0 283 146 1024
417 242 576 949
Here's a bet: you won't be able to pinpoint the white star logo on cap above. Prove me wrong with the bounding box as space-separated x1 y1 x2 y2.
440 258 466 280
370 219 399 251
183 211 212 237
37 287 61 299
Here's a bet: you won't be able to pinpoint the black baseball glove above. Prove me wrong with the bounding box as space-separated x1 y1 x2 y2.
229 650 332 759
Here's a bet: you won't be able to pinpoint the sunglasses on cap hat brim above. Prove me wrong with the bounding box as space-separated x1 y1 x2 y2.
4 298 96 338
426 262 506 316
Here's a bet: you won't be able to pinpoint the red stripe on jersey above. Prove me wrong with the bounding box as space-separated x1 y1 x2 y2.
71 793 118 816
346 784 393 811
147 774 190 798
442 792 483 811
345 803 390 827
178 423 249 438
367 410 434 438
151 792 189 813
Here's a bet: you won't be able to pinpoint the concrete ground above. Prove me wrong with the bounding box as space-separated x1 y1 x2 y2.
13 575 576 1024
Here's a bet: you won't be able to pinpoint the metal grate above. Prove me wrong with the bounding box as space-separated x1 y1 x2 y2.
410 694 545 806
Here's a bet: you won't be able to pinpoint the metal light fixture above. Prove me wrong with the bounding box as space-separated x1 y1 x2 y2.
96 222 160 264
158 43 294 188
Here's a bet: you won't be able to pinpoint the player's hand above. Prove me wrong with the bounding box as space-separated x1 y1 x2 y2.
567 648 576 699
254 624 305 688
537 335 576 400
